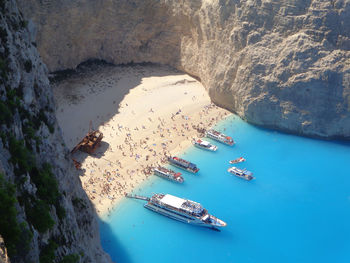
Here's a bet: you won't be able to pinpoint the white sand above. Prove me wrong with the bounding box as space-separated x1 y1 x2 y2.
53 64 231 216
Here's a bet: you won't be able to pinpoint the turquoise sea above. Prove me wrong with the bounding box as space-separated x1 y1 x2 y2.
100 116 350 263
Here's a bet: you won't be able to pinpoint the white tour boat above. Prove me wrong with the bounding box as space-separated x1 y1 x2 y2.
154 167 184 183
228 167 254 181
192 139 218 151
132 193 227 230
205 129 235 146
168 156 199 174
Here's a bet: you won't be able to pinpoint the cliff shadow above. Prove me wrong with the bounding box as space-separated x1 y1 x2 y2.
99 218 133 263
70 141 111 174
52 62 192 179
52 62 185 152
92 141 110 158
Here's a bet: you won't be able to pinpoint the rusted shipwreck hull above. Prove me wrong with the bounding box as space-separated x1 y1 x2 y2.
71 130 103 154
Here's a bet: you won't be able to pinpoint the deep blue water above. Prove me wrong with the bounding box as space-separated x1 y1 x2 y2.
100 116 350 263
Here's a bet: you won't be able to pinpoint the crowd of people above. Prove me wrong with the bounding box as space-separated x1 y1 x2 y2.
77 103 230 216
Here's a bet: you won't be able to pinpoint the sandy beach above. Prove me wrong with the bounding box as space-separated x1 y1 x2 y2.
53 64 231 216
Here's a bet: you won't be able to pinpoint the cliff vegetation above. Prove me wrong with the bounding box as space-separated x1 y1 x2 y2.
0 0 111 262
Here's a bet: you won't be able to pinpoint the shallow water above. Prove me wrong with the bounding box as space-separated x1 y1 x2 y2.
100 116 350 263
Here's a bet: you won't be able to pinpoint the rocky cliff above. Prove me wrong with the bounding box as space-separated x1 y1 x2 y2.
16 0 350 139
0 1 111 262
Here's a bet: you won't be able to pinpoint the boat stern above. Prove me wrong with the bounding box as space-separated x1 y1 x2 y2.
225 137 235 146
211 145 218 151
177 176 185 183
247 175 255 181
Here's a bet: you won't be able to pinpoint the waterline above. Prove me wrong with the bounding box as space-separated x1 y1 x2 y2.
100 115 350 263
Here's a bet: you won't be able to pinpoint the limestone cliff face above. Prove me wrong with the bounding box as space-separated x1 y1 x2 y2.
0 235 10 263
17 0 350 139
0 1 111 262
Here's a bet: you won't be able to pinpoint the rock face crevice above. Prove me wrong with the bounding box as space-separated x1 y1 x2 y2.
17 0 350 139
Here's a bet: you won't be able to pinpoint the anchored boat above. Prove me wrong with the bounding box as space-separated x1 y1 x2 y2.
168 156 199 173
126 193 226 230
228 167 254 181
229 157 246 164
154 166 184 183
205 129 235 146
193 139 218 151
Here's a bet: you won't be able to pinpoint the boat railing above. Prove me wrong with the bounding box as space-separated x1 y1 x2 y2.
158 201 202 218
156 167 178 176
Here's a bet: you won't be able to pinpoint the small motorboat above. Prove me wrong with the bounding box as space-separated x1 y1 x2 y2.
228 167 254 181
229 157 246 164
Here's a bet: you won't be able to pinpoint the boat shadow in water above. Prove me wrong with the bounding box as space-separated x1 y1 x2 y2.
210 227 221 232
99 219 133 263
